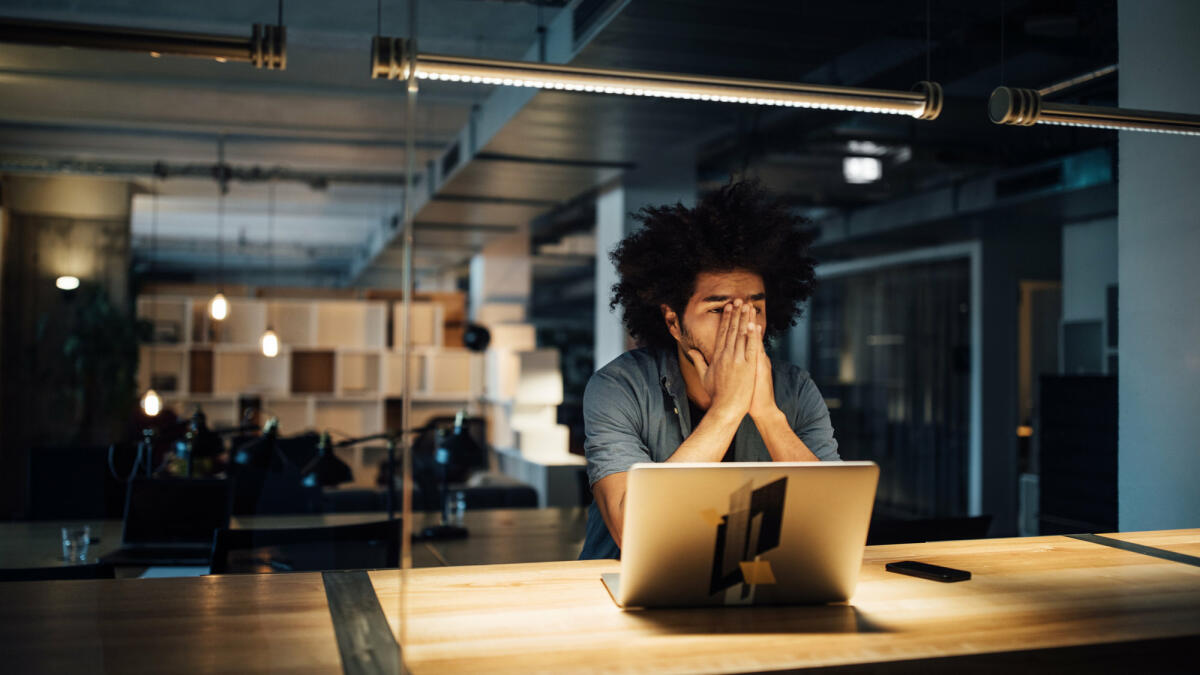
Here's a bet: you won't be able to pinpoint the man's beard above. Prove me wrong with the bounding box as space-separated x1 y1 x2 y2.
677 318 707 367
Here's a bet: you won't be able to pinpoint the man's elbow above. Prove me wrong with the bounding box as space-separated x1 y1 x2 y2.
593 472 628 547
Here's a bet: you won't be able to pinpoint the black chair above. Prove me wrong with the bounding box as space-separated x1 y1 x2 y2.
209 520 401 574
0 563 116 582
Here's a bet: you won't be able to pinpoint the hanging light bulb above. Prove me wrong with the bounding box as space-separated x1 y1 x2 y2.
261 327 279 357
209 291 228 321
141 388 162 417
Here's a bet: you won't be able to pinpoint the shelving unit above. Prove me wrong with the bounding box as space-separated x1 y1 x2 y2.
137 293 477 486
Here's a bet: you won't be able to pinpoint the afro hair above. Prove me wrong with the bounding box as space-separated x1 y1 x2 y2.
609 179 818 351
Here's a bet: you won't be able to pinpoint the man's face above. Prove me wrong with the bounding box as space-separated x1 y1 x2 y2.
664 269 767 363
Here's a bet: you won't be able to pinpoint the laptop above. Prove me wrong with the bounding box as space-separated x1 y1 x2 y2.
100 478 231 566
602 461 879 608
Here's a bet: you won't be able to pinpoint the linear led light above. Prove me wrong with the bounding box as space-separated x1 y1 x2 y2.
0 17 286 69
989 86 1200 136
371 37 942 119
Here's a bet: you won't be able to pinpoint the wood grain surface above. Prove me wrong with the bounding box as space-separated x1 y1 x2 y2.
6 522 1200 673
1100 528 1200 558
0 572 341 674
370 533 1200 674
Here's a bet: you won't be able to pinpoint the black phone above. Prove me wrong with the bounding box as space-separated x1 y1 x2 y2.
885 560 971 583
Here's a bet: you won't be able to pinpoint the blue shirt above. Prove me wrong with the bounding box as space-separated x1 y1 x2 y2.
579 347 841 559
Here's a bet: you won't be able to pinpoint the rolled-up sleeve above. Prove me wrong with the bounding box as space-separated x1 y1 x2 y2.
583 369 653 485
791 376 841 461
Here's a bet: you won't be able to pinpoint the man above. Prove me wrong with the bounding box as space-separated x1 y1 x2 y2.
579 180 840 560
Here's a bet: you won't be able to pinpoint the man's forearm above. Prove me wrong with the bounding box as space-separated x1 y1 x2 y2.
752 408 818 461
666 408 742 463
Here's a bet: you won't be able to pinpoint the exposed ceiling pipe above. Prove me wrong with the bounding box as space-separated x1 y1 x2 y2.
0 17 286 69
0 156 411 189
1037 64 1117 97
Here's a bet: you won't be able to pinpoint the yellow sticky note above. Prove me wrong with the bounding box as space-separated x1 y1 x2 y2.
739 560 777 585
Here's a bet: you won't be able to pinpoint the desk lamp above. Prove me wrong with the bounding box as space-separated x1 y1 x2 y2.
176 408 225 478
231 417 279 470
419 411 480 541
300 431 354 487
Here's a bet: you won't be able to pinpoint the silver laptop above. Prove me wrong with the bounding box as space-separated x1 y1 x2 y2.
602 461 879 608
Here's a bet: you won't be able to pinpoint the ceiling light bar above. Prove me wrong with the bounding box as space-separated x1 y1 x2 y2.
371 37 942 119
0 17 286 69
989 86 1200 136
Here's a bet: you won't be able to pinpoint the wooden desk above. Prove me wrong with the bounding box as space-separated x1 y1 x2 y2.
1101 528 1200 557
372 532 1200 674
3 530 1199 674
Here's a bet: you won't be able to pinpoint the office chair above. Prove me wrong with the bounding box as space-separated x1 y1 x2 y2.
209 519 401 574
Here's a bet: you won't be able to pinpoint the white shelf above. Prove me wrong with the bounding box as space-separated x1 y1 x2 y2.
261 396 313 436
137 290 482 471
212 351 289 395
137 296 191 344
266 300 316 348
393 301 444 348
215 299 267 346
336 351 381 396
162 396 238 429
314 399 384 437
139 345 189 395
316 300 386 349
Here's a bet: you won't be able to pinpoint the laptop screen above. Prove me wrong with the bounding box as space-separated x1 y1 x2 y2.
122 478 232 545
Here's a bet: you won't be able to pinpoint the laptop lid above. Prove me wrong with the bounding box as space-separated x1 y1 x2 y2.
614 461 879 608
121 478 232 547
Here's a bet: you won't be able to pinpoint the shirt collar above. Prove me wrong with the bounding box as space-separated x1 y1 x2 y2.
656 346 689 403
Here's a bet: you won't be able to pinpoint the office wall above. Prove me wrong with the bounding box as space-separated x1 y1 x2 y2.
1062 218 1117 324
1118 0 1200 530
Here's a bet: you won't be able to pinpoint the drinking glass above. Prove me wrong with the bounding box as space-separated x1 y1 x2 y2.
61 525 91 563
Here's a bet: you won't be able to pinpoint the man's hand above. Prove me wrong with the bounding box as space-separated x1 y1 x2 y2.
687 301 761 422
748 340 779 421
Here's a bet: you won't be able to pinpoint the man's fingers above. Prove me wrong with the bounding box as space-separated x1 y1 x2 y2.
733 304 750 361
687 349 709 380
713 303 732 356
746 320 763 363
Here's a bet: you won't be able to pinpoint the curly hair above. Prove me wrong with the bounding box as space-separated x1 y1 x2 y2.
609 179 818 352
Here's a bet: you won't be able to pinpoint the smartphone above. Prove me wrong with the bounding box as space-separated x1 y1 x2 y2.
885 560 971 582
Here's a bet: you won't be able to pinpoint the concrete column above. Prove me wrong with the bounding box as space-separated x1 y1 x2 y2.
593 150 696 370
0 174 132 517
1117 0 1200 530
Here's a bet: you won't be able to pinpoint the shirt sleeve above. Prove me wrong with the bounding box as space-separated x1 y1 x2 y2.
791 375 842 461
582 368 653 486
